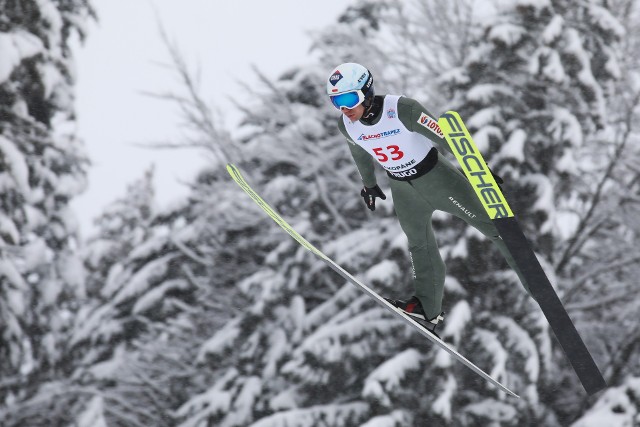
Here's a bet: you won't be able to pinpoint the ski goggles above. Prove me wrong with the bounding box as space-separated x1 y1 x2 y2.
329 90 365 109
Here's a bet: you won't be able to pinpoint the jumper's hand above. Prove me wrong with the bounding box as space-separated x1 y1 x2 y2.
360 185 387 211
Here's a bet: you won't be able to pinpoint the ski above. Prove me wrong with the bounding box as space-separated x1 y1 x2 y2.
438 111 607 396
227 163 520 399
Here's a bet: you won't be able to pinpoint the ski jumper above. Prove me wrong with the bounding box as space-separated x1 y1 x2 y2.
338 95 530 319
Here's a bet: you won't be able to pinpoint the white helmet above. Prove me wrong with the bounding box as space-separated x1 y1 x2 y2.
327 62 375 109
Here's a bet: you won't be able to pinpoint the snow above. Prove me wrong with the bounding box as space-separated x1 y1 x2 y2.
363 348 422 404
365 259 401 285
238 269 287 313
76 396 108 427
553 210 580 240
466 84 512 104
296 115 326 140
437 67 471 86
467 106 501 130
112 254 176 305
550 106 583 147
87 344 127 379
0 136 31 201
442 300 471 344
434 347 453 369
0 30 44 84
70 303 120 347
36 0 64 45
38 62 63 99
0 214 20 245
450 237 468 258
360 410 411 427
175 386 233 423
248 402 370 427
132 278 189 314
297 313 391 362
471 125 503 153
84 239 117 268
515 0 551 7
197 317 242 361
5 286 26 317
304 284 359 331
431 373 457 422
605 53 622 79
324 227 390 269
521 174 555 231
222 376 262 427
264 175 302 205
289 295 305 341
488 23 526 47
571 377 640 427
464 398 518 422
444 275 467 296
587 5 625 39
556 149 579 174
473 329 508 385
270 388 299 411
494 316 539 382
262 328 288 378
389 231 408 252
496 129 526 162
541 49 566 83
54 173 86 197
58 252 86 295
0 258 28 292
542 15 564 44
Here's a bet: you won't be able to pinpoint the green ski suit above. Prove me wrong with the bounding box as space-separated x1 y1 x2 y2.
338 95 529 319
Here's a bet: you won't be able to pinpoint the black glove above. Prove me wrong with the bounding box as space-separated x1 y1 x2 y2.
360 185 386 211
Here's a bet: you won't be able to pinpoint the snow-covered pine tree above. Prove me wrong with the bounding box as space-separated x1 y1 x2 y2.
560 0 640 422
67 169 207 426
0 1 95 426
438 0 630 422
64 36 312 425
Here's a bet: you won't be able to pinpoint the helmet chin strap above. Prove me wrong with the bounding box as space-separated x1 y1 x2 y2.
361 96 383 123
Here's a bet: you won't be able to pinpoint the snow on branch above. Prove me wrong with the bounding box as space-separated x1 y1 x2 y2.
431 373 458 422
473 328 508 388
441 300 472 345
0 30 44 84
359 409 412 427
248 402 370 427
571 376 640 427
197 317 242 362
362 348 423 406
493 316 540 383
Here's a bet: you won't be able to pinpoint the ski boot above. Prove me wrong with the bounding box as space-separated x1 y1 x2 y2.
384 296 444 337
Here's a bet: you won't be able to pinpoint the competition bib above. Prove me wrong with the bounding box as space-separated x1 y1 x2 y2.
343 95 434 178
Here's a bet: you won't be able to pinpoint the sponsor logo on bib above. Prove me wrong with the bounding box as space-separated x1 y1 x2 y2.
389 168 418 179
357 129 401 141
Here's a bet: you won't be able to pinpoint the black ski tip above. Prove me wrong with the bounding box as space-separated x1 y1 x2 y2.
584 376 607 396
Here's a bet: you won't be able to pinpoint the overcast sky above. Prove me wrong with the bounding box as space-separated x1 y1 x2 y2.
71 0 351 236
